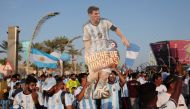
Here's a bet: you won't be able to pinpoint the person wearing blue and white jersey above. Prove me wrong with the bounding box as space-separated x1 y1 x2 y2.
8 74 19 100
47 76 67 109
74 73 96 109
120 72 130 109
64 92 75 109
48 90 65 109
37 74 46 93
13 75 44 109
64 86 76 109
101 69 126 109
83 5 130 99
42 74 56 91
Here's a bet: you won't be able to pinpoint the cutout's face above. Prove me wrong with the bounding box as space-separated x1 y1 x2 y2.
89 10 100 23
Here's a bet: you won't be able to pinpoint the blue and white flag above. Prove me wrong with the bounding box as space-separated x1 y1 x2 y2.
21 41 30 61
125 43 140 68
30 48 59 68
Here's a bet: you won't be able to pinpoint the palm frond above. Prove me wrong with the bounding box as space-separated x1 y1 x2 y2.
69 36 82 43
0 50 6 53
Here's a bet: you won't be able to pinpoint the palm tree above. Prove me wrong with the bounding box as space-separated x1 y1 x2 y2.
0 40 23 61
0 40 8 53
43 40 57 53
0 40 23 53
67 47 81 73
31 36 82 72
33 42 50 53
54 36 70 53
33 36 70 53
32 42 44 50
0 58 6 65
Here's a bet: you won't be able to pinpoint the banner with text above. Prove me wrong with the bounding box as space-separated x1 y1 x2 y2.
85 51 119 72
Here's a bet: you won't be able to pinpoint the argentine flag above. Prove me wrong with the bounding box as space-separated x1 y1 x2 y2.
125 43 140 68
31 48 59 68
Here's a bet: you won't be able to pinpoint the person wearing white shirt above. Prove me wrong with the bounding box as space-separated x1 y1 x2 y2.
101 69 126 109
139 63 185 109
64 92 75 109
74 73 96 109
157 75 187 109
42 74 56 91
120 72 130 109
47 76 67 109
183 73 190 105
8 74 19 100
152 73 167 94
13 75 43 109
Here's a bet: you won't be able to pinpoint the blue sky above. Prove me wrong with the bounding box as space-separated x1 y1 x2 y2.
0 0 190 69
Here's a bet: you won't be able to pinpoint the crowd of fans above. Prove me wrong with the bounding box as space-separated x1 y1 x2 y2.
0 64 189 109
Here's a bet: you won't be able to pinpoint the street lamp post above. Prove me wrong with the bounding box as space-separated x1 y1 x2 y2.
27 12 60 75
